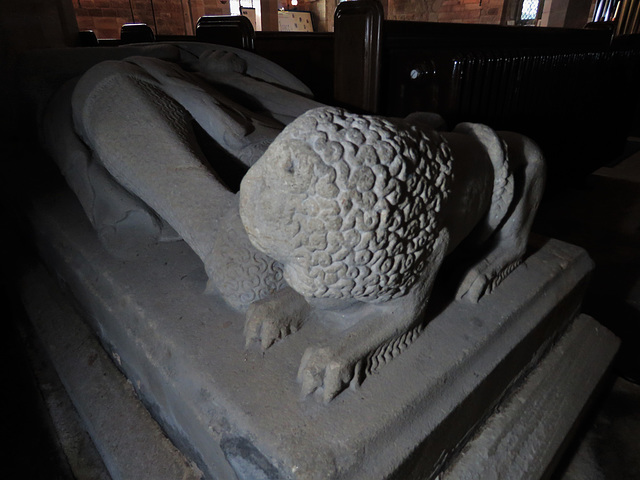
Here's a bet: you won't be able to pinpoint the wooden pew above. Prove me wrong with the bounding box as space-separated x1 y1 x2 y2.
79 10 640 187
333 0 640 188
255 32 334 104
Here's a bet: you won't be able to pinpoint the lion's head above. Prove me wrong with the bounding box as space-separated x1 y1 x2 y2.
240 107 453 304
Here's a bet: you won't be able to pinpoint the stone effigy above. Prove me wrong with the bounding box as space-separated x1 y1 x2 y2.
43 43 545 403
40 43 321 258
240 108 545 401
26 42 621 480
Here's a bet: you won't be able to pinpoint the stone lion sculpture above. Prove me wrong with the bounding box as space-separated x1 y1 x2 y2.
240 107 545 401
41 44 544 403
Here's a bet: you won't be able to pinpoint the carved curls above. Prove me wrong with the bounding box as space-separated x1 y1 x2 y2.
241 107 453 303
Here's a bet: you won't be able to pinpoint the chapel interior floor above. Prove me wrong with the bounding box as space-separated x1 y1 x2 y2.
3 142 640 479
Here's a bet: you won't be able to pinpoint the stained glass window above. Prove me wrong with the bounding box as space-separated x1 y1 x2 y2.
520 0 541 20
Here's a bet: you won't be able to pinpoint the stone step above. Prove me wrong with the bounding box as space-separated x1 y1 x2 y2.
440 314 618 480
20 265 204 480
21 187 619 479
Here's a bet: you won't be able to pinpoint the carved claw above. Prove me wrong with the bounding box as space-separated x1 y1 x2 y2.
298 346 361 403
244 287 310 350
244 309 294 350
456 266 490 303
456 256 522 303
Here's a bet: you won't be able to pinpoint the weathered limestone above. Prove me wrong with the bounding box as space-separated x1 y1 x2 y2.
20 265 204 480
39 42 319 261
239 107 545 401
46 46 545 401
439 314 618 480
22 186 615 480
24 42 617 480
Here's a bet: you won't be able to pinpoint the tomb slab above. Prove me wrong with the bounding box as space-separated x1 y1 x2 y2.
21 187 616 479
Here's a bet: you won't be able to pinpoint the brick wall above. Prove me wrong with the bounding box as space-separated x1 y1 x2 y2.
438 0 504 23
388 0 434 21
74 0 132 38
73 0 507 37
74 0 230 39
388 0 504 24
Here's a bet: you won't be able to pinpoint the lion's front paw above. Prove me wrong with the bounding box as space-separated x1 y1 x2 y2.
456 256 522 303
456 264 490 303
244 304 296 350
297 346 362 403
244 287 310 350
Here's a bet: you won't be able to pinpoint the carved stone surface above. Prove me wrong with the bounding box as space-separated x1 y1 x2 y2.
205 208 287 311
39 42 320 264
23 186 610 480
40 43 545 402
439 313 619 480
240 107 454 304
239 107 546 400
25 41 618 480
